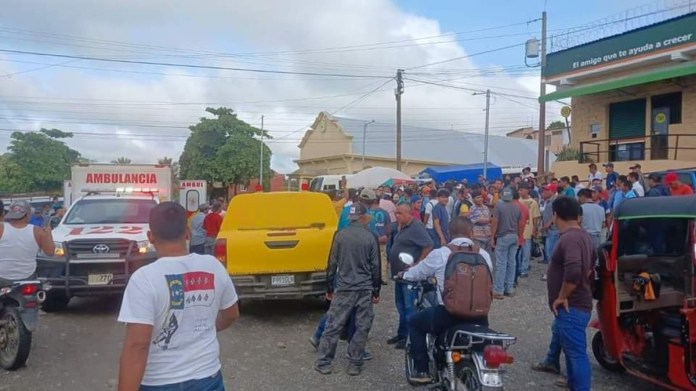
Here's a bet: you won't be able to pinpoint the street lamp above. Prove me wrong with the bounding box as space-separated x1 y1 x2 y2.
362 120 375 169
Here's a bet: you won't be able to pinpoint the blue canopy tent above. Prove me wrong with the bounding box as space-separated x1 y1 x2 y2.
420 163 502 184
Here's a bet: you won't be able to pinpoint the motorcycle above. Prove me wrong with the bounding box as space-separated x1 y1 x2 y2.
399 275 516 390
0 278 45 370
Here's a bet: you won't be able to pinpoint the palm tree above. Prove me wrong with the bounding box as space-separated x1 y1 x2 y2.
111 157 132 164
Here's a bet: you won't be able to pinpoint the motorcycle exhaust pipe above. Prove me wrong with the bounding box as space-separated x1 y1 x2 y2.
36 290 46 304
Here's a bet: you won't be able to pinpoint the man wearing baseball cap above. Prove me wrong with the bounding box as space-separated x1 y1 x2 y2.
665 172 694 196
490 187 524 299
316 202 381 376
0 200 55 280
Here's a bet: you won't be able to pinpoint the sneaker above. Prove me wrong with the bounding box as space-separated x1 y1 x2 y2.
314 363 332 375
347 364 362 376
520 273 529 278
387 335 405 345
308 336 319 351
493 294 505 300
531 361 560 375
504 291 515 297
345 351 373 361
554 377 568 388
395 340 407 350
408 371 432 384
541 274 547 281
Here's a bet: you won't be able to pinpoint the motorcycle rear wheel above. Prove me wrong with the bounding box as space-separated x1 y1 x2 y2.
0 306 32 370
454 361 482 391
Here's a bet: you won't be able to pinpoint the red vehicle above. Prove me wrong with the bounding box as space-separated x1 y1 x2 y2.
591 196 696 390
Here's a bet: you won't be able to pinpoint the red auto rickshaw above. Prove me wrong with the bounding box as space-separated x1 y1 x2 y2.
591 196 696 390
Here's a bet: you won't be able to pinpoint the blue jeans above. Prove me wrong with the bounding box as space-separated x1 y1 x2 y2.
494 234 518 295
140 371 224 391
543 317 562 369
518 239 532 274
545 232 559 261
314 310 357 341
408 305 488 373
426 228 440 249
556 308 591 391
395 281 416 339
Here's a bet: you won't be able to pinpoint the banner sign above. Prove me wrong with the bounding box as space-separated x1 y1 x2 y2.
545 13 696 79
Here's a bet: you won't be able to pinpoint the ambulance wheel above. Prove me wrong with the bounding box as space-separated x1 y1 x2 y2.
592 332 624 372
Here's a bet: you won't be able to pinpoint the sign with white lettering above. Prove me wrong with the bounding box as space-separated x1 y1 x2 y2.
179 180 208 213
545 13 696 79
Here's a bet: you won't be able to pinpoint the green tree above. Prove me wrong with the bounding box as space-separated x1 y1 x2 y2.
0 128 81 193
111 157 132 164
179 107 272 189
547 120 566 130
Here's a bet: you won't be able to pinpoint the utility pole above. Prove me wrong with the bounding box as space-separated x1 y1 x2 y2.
483 89 491 179
259 115 264 191
395 69 404 171
473 89 492 179
537 11 548 174
362 120 375 169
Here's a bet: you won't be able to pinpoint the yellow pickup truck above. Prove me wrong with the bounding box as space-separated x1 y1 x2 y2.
214 191 337 299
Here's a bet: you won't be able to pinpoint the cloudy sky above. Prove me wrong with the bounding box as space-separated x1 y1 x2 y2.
0 0 678 173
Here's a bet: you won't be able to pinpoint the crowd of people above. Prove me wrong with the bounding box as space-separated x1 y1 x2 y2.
314 163 694 389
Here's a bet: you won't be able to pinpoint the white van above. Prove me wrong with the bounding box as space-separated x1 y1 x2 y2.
308 174 353 192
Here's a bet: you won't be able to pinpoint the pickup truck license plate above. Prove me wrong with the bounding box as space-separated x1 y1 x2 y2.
88 274 113 285
271 275 294 286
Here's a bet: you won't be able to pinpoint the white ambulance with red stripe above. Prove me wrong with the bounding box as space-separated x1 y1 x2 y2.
37 164 172 311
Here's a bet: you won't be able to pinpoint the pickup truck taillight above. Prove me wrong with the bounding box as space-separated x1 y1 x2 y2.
214 238 227 267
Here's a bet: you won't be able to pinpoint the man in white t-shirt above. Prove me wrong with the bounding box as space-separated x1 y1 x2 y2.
422 189 438 247
118 202 239 391
587 163 603 184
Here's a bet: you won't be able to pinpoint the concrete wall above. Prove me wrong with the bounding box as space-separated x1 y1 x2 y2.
298 115 352 161
571 75 696 163
296 155 444 177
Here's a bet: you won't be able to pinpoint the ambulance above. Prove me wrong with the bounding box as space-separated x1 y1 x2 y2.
37 164 172 311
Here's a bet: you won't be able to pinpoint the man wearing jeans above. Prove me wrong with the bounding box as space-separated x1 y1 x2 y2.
490 187 523 299
386 203 432 349
518 182 540 279
546 196 594 391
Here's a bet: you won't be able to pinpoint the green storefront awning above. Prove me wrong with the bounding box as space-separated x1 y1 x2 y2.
540 61 696 102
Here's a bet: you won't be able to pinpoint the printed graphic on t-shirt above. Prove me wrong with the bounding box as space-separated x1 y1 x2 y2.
153 271 215 350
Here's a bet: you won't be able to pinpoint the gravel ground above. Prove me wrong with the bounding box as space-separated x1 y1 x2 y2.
0 262 661 390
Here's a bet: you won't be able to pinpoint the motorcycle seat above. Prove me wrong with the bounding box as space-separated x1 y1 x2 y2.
0 278 14 288
438 323 516 348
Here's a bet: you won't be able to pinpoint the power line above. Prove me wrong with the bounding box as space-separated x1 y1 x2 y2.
0 48 393 79
406 42 525 70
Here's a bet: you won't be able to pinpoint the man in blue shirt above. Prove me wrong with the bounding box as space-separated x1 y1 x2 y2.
29 208 45 227
611 175 630 215
560 177 576 198
432 189 451 248
604 162 619 190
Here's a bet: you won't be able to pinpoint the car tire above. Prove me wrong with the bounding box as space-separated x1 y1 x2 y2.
592 332 624 372
41 291 70 313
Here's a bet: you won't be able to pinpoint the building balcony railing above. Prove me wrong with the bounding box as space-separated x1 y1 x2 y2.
579 133 696 163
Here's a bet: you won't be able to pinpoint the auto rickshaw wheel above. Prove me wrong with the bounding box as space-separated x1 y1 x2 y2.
592 332 624 373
